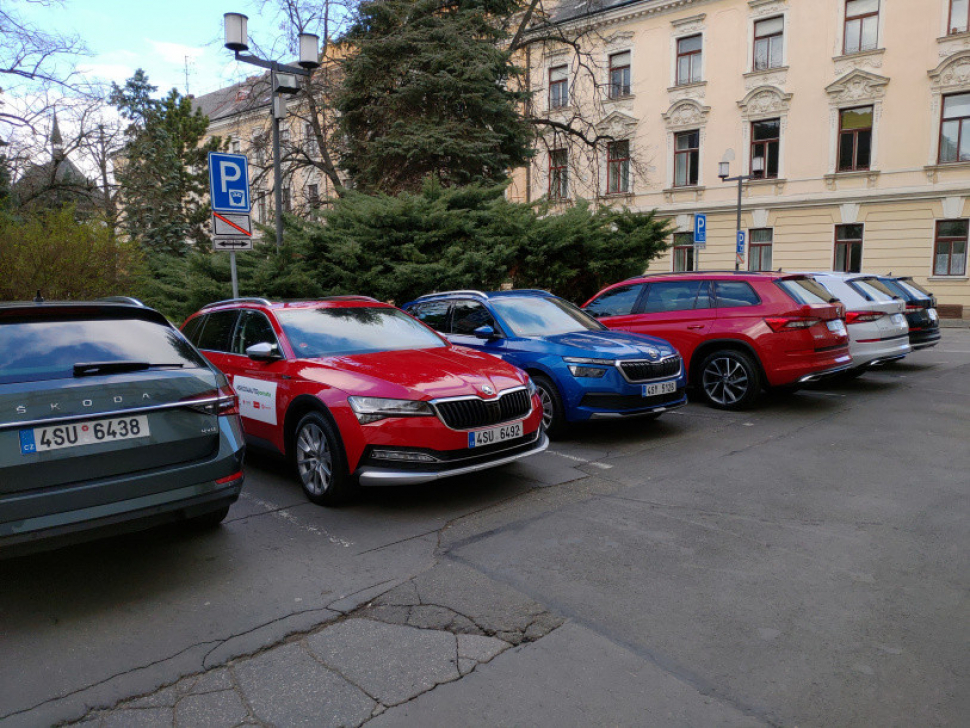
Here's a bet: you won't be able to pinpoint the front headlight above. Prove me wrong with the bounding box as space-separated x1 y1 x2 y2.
347 396 434 424
563 356 613 379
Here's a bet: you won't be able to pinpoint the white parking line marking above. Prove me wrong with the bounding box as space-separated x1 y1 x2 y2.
240 492 354 547
547 449 613 469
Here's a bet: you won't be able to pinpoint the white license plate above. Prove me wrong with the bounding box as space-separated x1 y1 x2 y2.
827 319 847 335
642 380 678 397
928 308 939 322
468 421 522 448
891 313 906 326
20 415 150 455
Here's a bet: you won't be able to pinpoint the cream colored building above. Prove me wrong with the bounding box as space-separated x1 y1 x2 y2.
514 0 970 314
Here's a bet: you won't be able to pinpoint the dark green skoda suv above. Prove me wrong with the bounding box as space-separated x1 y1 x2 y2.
0 300 245 556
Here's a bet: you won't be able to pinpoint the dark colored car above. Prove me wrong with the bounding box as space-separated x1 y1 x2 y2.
876 276 941 350
583 272 852 410
0 300 245 556
402 290 686 437
181 297 546 506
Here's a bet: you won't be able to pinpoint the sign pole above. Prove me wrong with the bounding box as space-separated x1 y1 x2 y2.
230 251 239 299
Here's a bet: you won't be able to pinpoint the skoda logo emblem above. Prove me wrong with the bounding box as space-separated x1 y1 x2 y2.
645 347 660 360
482 385 495 396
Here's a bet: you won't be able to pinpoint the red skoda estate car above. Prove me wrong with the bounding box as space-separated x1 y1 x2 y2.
583 273 851 410
182 297 547 505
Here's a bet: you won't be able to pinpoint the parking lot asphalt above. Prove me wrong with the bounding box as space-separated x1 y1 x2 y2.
1 331 968 727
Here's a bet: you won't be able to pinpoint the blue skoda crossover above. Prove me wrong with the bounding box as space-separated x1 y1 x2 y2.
403 290 687 437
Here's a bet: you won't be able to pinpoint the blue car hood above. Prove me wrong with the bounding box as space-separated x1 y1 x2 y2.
543 330 676 359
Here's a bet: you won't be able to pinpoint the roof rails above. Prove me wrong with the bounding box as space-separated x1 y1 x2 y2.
488 288 554 298
98 296 146 307
320 295 381 302
201 297 273 310
415 290 488 301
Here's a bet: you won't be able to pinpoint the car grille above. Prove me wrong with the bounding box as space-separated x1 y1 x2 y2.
618 357 682 382
434 388 532 430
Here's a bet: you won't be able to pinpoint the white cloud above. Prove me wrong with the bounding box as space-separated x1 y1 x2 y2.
148 40 207 65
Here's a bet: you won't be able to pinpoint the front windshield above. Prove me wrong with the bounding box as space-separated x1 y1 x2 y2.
277 307 446 357
490 296 605 337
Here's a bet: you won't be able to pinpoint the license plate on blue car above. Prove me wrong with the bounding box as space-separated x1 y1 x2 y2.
643 381 677 397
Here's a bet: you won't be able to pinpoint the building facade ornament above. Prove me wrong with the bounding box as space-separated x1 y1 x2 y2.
825 69 890 103
748 0 787 17
738 85 793 119
662 99 711 130
833 48 886 76
671 13 706 34
595 110 640 138
604 30 635 49
929 50 970 90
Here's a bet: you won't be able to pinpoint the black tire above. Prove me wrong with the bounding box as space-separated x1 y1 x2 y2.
533 374 567 439
291 410 353 506
697 349 762 410
184 505 231 530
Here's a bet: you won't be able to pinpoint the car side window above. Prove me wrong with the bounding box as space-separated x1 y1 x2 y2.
713 281 761 308
231 310 280 355
585 284 644 317
642 281 705 313
451 300 496 335
410 301 451 332
182 315 205 345
195 310 239 352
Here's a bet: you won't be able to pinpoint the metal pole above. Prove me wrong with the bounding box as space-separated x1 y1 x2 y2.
230 251 239 298
271 68 284 250
735 176 743 272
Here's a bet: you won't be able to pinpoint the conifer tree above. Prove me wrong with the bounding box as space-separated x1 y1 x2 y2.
337 0 533 194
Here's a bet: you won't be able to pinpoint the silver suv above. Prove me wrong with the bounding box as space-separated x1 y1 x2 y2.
0 299 245 556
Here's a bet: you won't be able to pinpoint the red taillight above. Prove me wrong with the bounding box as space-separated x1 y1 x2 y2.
905 303 925 312
183 387 238 416
845 311 885 324
765 317 821 332
216 470 244 485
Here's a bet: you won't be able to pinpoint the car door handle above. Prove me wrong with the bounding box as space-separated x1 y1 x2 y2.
687 324 704 330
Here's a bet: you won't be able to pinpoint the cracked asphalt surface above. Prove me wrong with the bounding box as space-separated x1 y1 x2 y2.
1 331 968 727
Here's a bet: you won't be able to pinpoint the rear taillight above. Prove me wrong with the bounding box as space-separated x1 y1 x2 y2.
183 387 239 416
905 304 925 312
845 311 885 324
216 470 244 485
764 317 821 332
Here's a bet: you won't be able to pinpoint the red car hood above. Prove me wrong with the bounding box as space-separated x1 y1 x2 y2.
295 345 526 401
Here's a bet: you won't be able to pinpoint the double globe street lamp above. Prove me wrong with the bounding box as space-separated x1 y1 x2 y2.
718 155 765 271
223 12 320 249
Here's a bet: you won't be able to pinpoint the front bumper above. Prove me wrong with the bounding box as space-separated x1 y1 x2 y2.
356 430 549 486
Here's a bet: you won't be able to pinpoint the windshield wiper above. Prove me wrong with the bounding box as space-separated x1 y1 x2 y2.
73 362 185 377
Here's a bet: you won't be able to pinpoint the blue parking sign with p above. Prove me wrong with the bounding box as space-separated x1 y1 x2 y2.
209 152 251 213
694 213 707 244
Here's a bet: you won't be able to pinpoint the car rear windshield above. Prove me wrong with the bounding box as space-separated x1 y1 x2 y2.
489 296 605 337
276 307 446 357
848 277 899 302
0 314 207 385
897 279 932 298
777 278 838 305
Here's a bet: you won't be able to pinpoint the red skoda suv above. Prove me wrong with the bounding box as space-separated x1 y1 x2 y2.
182 297 547 505
583 273 851 409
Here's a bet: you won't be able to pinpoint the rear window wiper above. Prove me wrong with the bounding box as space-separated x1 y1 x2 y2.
73 362 185 377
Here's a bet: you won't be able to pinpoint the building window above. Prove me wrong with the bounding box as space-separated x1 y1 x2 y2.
231 140 241 154
609 51 631 98
834 224 864 273
672 232 696 271
748 229 774 271
950 0 969 34
280 127 290 145
308 183 320 208
549 65 568 109
751 119 780 179
676 35 703 86
607 141 630 194
305 123 319 156
549 148 568 199
844 0 880 54
934 220 968 276
674 130 700 187
838 106 873 171
282 186 291 213
754 16 784 71
257 191 268 222
939 93 970 163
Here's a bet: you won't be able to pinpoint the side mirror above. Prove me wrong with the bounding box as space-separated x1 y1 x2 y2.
474 325 497 340
246 342 282 361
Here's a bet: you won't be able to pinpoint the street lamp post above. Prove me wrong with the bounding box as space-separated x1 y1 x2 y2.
223 12 319 249
718 156 765 271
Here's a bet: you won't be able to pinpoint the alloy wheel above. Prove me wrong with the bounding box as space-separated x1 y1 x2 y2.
538 385 555 430
296 422 333 496
702 356 750 406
